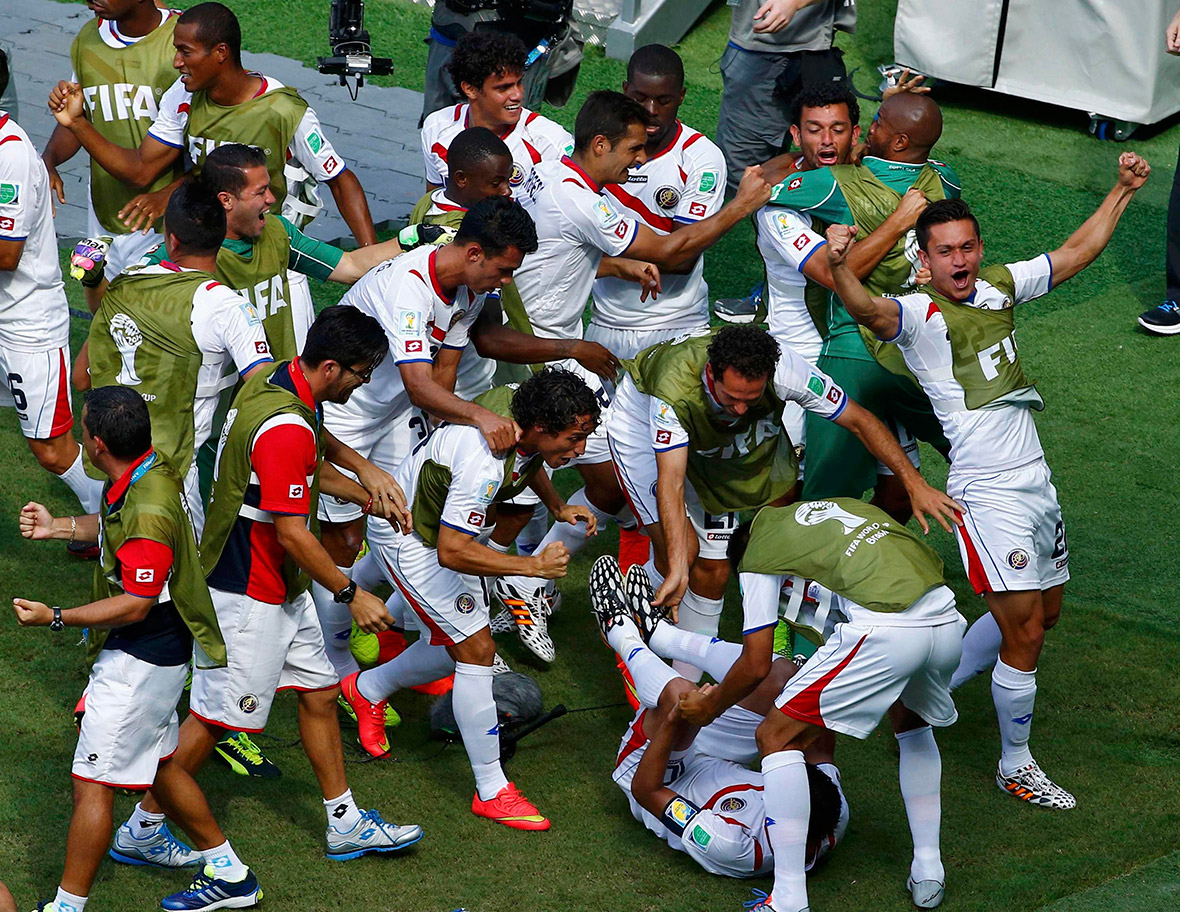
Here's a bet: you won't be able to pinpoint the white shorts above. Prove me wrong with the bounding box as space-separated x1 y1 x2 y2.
72 650 186 789
183 460 205 537
317 408 426 522
876 418 920 477
606 412 738 561
949 460 1070 594
774 617 966 739
375 533 490 647
692 704 763 767
85 201 162 279
288 270 315 355
585 322 703 363
552 357 611 466
454 345 497 401
189 588 339 732
0 343 73 439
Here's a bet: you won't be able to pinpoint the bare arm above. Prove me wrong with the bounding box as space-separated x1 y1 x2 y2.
436 524 569 578
652 445 691 612
42 124 83 212
13 592 154 629
678 626 775 725
471 299 621 382
326 169 378 246
631 711 697 818
1045 152 1150 287
19 502 101 542
328 237 404 284
400 360 520 453
0 239 25 272
323 431 412 529
825 224 903 340
529 469 598 535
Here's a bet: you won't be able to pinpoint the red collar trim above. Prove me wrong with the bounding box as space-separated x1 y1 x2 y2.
159 259 183 272
436 189 468 213
463 105 517 141
250 75 268 99
288 360 315 409
561 156 600 194
0 113 10 132
647 121 683 161
106 448 155 506
428 249 453 305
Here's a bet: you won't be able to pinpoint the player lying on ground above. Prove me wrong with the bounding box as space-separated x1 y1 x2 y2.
14 387 261 912
589 556 847 880
824 151 1151 811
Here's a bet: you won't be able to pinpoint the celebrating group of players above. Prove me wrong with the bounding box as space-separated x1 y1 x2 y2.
0 1 1153 910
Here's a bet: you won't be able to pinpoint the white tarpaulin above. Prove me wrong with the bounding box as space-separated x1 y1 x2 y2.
894 0 1180 124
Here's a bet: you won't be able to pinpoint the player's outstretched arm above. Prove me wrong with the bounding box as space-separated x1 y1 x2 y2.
13 593 154 630
437 525 569 578
329 236 405 283
471 302 621 381
1046 152 1150 288
19 502 100 542
320 441 412 532
528 470 597 536
678 626 775 726
625 166 772 271
49 81 179 189
326 169 378 247
825 224 902 339
804 188 929 290
401 361 520 453
631 708 695 819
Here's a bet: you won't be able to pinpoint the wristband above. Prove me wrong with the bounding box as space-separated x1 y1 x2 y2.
68 515 76 543
362 497 373 515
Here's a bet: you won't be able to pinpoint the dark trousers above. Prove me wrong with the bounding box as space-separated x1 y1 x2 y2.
1167 154 1180 301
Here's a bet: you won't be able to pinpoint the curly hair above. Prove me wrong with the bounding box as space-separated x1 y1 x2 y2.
788 82 860 129
511 367 601 436
449 31 527 96
707 325 781 382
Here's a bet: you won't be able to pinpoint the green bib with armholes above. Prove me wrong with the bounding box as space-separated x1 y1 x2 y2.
215 217 297 360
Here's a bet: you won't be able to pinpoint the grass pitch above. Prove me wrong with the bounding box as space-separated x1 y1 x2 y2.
4 1 1179 910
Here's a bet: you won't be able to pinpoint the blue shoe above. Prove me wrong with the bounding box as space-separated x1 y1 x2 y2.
110 821 199 868
1138 301 1180 335
159 864 261 911
326 808 423 861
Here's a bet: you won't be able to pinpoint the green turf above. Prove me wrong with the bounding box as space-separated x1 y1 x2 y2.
11 2 1180 910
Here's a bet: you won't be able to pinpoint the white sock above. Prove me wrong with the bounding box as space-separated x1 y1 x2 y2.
58 448 103 514
127 801 164 837
616 639 679 709
385 589 407 628
897 726 944 884
535 488 607 557
200 840 249 881
648 623 743 682
761 750 810 912
324 789 362 831
312 568 358 680
350 550 384 591
453 662 509 800
951 611 1002 690
670 588 723 681
357 637 454 703
516 503 549 555
992 660 1037 775
53 887 87 912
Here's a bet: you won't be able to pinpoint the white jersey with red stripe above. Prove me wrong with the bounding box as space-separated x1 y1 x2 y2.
420 103 573 196
323 246 485 440
755 200 826 362
514 157 639 340
590 122 726 331
0 112 69 352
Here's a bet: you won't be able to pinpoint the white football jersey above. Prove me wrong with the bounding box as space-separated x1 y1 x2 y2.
420 103 573 195
591 122 725 331
0 113 70 352
325 246 485 436
755 203 826 363
887 255 1052 475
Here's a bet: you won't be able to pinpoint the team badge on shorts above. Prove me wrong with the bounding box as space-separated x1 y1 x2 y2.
655 186 681 210
509 163 525 186
455 593 477 614
1006 549 1030 570
238 694 260 714
717 796 747 812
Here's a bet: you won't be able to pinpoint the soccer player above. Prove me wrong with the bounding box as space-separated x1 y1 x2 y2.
118 306 421 864
42 0 184 313
766 92 959 518
587 45 726 362
421 31 573 197
341 368 599 830
14 386 261 912
825 151 1152 811
87 181 274 534
605 325 960 639
0 110 104 521
693 499 965 912
315 197 537 673
588 562 847 879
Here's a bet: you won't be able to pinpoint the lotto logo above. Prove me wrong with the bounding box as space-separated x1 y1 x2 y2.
614 221 629 239
689 201 707 217
793 234 810 251
405 340 424 353
323 155 340 174
0 216 12 232
135 568 155 583
255 341 270 354
787 177 803 191
655 430 672 445
826 386 842 404
289 484 305 498
468 511 485 527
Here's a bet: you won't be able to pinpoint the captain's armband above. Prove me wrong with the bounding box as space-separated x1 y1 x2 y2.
661 794 701 837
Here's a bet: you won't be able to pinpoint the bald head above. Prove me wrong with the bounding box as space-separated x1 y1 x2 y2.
868 93 943 162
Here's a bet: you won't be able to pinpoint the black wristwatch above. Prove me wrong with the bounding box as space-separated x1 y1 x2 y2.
50 607 65 632
333 582 357 605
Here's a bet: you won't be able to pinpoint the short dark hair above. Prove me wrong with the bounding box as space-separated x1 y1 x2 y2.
707 325 781 382
449 31 526 96
200 143 267 198
916 198 980 251
727 519 753 572
511 367 601 436
574 90 653 153
301 305 388 373
789 82 861 129
454 196 538 259
164 180 226 256
178 2 241 65
83 386 152 460
806 763 843 850
448 127 512 176
626 44 684 88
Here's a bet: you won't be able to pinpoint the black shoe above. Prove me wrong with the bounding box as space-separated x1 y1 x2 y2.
1138 301 1180 335
714 283 764 324
214 732 281 778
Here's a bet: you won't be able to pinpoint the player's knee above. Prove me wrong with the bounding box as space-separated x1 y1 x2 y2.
460 633 497 666
756 714 790 757
690 559 730 599
657 677 694 716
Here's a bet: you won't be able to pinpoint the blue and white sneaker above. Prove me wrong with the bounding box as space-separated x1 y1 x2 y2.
159 864 261 910
1138 301 1180 335
326 808 423 861
109 821 199 868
